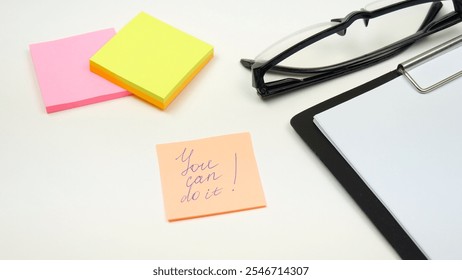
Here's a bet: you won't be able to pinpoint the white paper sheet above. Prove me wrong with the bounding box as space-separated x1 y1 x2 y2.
314 44 462 259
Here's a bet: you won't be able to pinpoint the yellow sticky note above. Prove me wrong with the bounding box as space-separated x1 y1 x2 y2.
90 12 213 109
156 132 266 221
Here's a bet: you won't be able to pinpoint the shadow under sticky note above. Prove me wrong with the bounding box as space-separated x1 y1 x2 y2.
156 132 266 221
29 29 130 113
90 12 214 110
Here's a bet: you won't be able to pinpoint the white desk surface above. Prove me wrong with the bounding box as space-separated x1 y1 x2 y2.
1 0 461 259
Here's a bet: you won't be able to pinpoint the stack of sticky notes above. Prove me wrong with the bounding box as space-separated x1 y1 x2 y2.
90 12 214 110
30 12 213 113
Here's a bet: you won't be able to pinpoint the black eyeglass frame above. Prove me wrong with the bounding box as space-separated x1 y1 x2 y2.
244 0 462 98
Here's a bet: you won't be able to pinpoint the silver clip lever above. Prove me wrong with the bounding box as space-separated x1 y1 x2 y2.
398 34 462 94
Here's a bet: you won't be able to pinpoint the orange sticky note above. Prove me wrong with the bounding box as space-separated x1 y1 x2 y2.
156 132 266 221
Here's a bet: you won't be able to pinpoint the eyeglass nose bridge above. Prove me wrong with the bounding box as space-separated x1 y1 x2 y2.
330 14 370 36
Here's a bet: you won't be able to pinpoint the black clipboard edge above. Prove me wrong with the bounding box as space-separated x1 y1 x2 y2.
290 70 426 260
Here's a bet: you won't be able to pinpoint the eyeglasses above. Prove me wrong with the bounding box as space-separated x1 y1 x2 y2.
241 0 462 98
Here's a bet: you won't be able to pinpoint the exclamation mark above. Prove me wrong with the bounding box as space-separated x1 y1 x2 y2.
232 153 238 191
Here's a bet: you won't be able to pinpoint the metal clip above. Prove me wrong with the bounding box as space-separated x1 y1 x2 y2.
397 34 462 94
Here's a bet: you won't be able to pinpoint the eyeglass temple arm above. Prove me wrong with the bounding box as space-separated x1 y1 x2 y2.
260 46 411 97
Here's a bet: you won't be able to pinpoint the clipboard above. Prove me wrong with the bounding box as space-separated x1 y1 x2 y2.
290 35 462 260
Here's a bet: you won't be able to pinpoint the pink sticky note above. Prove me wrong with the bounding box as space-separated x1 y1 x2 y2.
29 29 130 113
156 132 266 221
